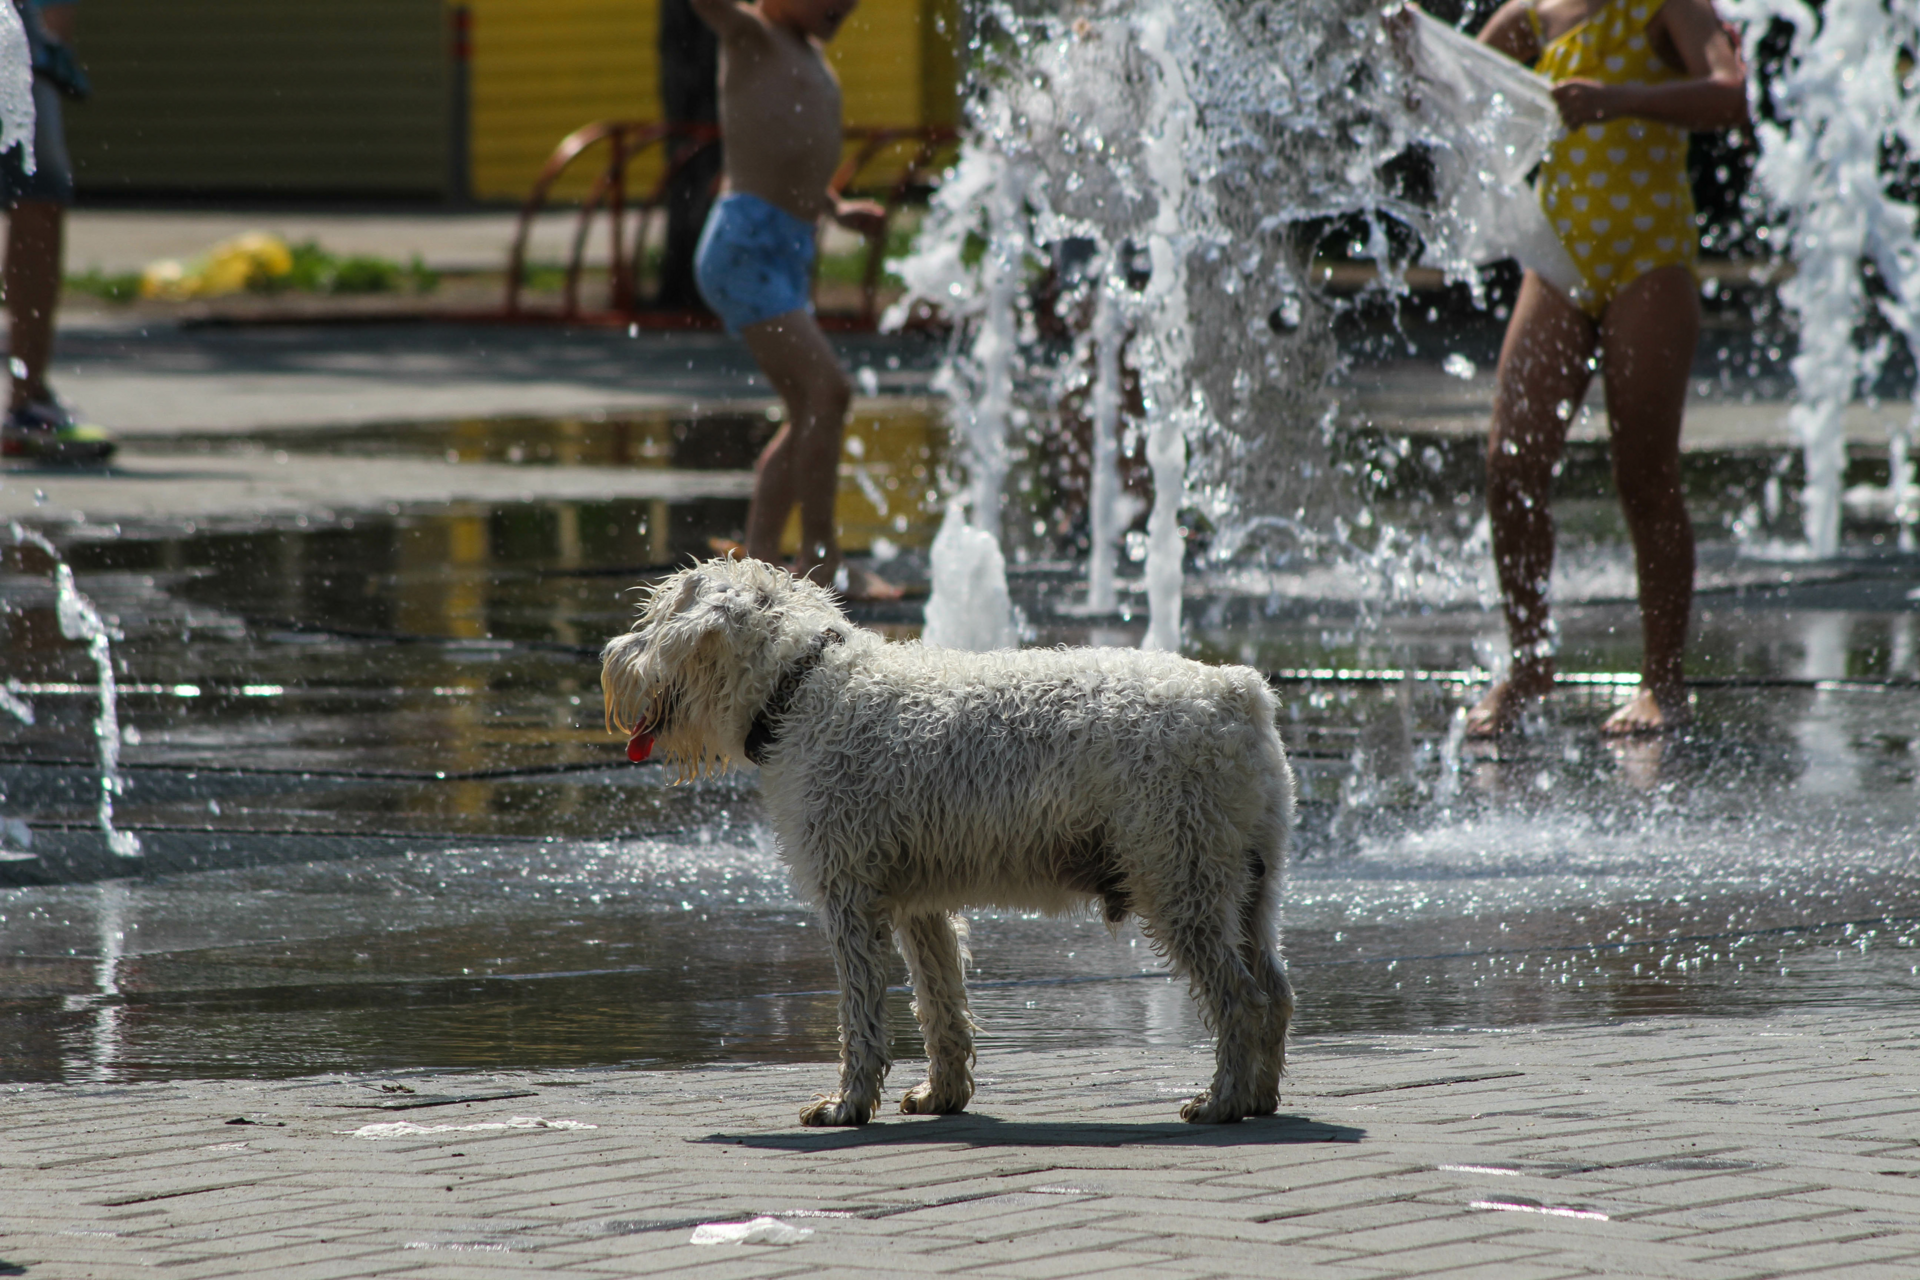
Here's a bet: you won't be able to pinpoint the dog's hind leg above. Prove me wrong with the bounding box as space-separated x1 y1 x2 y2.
799 900 893 1127
1239 847 1293 1117
896 913 976 1115
1139 856 1270 1124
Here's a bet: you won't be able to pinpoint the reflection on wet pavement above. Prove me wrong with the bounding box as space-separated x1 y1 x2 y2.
3 412 1918 1085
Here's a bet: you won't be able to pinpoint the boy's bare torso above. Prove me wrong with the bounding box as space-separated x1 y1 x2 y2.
714 7 843 222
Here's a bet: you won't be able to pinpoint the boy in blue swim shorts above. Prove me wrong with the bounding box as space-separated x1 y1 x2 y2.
688 0 899 599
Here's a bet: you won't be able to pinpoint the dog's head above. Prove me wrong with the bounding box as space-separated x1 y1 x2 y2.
600 556 850 778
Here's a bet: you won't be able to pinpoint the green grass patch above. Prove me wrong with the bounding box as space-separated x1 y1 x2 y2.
65 267 144 303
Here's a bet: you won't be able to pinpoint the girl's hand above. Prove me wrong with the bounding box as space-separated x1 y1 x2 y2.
1552 78 1616 127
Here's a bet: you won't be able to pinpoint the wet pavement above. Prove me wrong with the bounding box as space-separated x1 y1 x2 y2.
4 399 1918 1086
1 301 1917 1089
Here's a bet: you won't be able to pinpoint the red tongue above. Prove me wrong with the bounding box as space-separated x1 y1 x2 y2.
626 730 655 763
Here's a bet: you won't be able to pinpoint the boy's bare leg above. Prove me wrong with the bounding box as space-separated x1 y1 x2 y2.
1597 266 1697 735
740 308 900 599
1468 271 1599 737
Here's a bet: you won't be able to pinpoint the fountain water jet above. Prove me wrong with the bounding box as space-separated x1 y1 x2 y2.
9 525 142 861
1085 251 1128 613
895 0 1575 650
1727 0 1920 557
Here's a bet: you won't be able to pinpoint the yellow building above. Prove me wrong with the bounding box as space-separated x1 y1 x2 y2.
64 0 959 202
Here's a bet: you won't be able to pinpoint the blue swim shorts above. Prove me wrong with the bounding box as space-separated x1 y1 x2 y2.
694 192 816 334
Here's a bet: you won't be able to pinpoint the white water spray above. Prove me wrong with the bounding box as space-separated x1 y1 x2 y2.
1135 7 1198 651
1728 0 1920 558
910 145 1026 649
10 525 142 860
1085 253 1127 613
896 0 1572 649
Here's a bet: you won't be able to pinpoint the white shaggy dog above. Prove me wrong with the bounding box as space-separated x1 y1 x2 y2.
601 557 1296 1126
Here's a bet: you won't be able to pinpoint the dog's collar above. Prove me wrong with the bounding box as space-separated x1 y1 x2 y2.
743 629 844 766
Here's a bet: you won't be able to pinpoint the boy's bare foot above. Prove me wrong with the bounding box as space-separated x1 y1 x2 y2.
1465 665 1555 738
842 565 904 602
1599 686 1690 736
784 556 904 602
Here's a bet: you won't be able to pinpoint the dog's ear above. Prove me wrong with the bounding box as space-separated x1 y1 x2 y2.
599 631 647 734
669 570 708 617
717 585 760 632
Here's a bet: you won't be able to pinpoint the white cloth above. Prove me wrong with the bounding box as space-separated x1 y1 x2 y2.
1403 8 1580 295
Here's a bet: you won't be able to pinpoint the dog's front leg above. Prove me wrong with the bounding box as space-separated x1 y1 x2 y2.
799 899 892 1127
897 913 976 1115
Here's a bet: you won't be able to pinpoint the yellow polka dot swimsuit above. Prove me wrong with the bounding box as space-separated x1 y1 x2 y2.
1530 0 1697 316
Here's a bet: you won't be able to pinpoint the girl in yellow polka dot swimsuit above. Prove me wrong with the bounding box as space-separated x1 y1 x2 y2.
1463 0 1747 738
1532 0 1698 314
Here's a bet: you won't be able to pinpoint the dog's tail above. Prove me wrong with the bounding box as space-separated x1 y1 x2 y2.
599 632 649 735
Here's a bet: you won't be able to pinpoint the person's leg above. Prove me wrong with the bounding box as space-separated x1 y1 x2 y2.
1596 265 1698 734
6 198 63 409
741 309 849 572
739 309 900 599
1467 271 1600 736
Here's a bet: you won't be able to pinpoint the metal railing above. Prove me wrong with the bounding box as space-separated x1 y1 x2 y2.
503 122 959 329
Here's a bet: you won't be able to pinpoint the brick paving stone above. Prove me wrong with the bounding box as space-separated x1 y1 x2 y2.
970 1247 1198 1278
1719 1236 1920 1271
1309 1216 1534 1254
7 1009 1920 1277
1397 1258 1589 1280
1772 1260 1920 1280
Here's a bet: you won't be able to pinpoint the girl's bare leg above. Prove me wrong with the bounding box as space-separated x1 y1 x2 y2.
739 309 900 599
1468 271 1599 737
1596 266 1698 734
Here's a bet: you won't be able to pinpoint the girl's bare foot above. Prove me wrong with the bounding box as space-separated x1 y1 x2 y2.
1599 686 1690 736
1465 665 1556 738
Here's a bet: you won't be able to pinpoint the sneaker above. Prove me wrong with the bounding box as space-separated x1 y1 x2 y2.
1 399 115 464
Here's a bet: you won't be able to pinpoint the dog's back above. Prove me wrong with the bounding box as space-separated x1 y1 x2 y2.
761 643 1294 921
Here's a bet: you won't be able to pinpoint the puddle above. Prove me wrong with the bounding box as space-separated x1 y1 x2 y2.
3 412 1919 1084
128 402 947 558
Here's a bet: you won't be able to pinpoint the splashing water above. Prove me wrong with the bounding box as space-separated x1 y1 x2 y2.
1085 251 1128 613
923 501 1020 649
1727 0 1920 558
916 148 1027 648
895 0 1571 648
9 524 142 860
898 0 1920 650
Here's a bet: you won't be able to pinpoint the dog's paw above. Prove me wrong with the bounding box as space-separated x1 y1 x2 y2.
899 1081 970 1115
1179 1090 1248 1124
799 1094 871 1127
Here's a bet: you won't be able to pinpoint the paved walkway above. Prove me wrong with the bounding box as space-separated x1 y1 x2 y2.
31 208 1888 454
62 208 871 277
0 444 761 528
6 1005 1917 1278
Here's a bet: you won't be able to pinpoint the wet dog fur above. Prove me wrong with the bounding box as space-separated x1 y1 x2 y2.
601 556 1295 1125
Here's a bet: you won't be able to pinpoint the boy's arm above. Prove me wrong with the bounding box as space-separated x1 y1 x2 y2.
686 0 762 43
1551 0 1747 129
